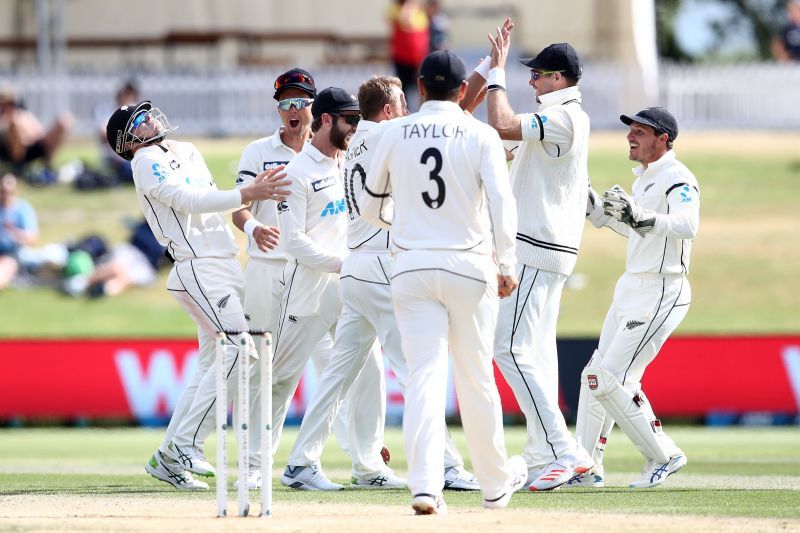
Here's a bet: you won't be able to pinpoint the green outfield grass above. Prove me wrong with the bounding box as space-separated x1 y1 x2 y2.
0 426 798 529
0 132 798 338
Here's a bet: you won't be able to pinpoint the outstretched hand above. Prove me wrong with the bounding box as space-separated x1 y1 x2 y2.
241 165 291 204
488 17 514 70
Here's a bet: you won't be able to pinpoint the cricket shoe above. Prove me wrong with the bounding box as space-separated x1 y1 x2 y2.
246 466 262 490
351 469 407 489
162 441 215 477
565 465 605 488
629 452 687 489
145 451 208 491
411 493 447 515
523 464 546 489
529 450 594 492
443 465 480 491
280 464 344 491
483 455 527 509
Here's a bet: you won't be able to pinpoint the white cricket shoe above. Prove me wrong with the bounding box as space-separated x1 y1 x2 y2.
145 451 208 491
162 441 215 477
351 469 407 489
523 464 546 489
482 455 527 509
411 493 447 515
566 465 605 488
246 466 262 490
529 459 572 491
280 464 344 491
443 465 480 491
629 452 687 489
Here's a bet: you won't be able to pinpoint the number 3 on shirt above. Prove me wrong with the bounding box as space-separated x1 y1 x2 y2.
420 147 445 209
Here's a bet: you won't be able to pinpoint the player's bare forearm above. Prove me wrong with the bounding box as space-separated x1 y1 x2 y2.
231 206 252 232
460 72 487 112
488 90 522 140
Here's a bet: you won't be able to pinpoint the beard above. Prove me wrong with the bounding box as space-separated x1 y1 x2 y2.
329 123 351 151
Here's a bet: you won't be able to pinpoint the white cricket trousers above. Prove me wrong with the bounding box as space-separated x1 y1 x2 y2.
391 250 513 501
576 272 691 463
493 265 581 469
270 262 384 474
160 257 250 451
287 253 465 476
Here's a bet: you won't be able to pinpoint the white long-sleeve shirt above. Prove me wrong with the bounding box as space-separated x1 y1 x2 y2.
235 128 298 261
359 100 517 276
277 141 348 273
131 141 243 261
343 120 390 253
588 150 700 274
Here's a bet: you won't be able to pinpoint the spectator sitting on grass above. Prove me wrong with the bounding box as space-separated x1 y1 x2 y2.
0 85 73 186
0 173 38 290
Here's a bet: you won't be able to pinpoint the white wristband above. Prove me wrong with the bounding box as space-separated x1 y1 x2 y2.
243 218 263 237
487 68 506 89
474 55 492 79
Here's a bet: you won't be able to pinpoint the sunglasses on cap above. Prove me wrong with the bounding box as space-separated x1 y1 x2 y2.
277 97 314 111
530 69 564 80
274 72 314 91
330 113 361 127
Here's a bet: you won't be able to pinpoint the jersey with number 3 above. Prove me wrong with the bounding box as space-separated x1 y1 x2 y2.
361 100 517 274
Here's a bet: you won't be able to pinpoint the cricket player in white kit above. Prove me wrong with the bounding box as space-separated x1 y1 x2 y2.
225 69 383 489
104 101 289 490
285 76 480 491
573 107 698 489
360 50 527 515
271 87 368 490
483 24 594 490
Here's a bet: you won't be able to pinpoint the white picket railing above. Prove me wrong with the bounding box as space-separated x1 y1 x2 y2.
2 62 798 136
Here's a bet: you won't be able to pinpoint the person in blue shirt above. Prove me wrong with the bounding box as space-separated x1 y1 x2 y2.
0 173 38 289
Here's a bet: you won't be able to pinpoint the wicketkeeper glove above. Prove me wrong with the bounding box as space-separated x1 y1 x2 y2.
602 185 656 237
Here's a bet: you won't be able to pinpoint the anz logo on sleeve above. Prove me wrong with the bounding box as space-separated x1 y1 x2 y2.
320 198 346 217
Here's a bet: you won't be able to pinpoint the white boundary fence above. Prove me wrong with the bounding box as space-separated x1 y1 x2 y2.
3 62 799 136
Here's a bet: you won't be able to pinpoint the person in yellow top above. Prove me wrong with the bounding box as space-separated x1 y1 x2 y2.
388 0 429 108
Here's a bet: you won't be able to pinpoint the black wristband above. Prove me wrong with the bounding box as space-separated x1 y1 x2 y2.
487 84 506 92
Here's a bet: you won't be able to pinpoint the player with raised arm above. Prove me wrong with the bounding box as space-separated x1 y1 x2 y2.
483 20 594 490
105 100 289 490
360 50 526 515
574 107 698 489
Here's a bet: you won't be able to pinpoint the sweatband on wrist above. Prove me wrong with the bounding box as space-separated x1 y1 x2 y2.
487 68 506 89
243 218 263 237
474 56 492 79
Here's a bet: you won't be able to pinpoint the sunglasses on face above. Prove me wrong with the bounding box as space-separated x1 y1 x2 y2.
331 113 361 127
274 72 314 91
277 97 314 111
530 69 565 80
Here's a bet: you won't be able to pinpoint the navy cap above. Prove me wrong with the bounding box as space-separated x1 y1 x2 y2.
311 87 360 119
419 50 467 90
620 107 679 142
519 43 583 80
274 68 317 100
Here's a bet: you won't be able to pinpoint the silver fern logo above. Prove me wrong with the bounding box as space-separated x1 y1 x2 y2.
625 320 645 331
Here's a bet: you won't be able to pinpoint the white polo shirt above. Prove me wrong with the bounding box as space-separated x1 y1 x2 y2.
131 140 242 262
343 119 390 253
235 128 298 261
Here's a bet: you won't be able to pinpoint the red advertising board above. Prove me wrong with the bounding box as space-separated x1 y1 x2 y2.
0 336 798 422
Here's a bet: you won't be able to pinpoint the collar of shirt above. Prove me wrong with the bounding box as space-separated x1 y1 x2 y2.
537 86 582 111
302 139 338 165
632 149 677 179
419 100 464 114
356 119 378 134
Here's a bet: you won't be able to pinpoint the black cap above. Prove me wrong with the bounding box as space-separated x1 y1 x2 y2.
419 50 467 90
311 87 359 119
106 100 152 161
519 43 583 80
620 107 679 142
274 68 317 100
